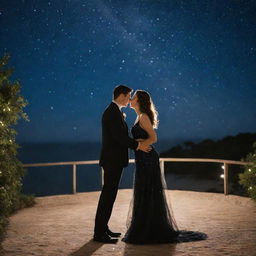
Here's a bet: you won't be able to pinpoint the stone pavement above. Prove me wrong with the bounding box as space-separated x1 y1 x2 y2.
2 189 256 256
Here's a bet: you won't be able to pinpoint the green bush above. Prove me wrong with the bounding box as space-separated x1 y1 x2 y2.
0 54 35 247
239 142 256 201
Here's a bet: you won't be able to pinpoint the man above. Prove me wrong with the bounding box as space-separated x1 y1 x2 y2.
94 85 151 243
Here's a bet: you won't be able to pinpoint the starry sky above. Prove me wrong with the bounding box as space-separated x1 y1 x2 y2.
1 0 256 144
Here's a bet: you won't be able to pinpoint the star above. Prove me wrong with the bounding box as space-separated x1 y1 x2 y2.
1 0 255 143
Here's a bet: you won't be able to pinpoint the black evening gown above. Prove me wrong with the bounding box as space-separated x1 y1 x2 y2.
122 122 208 244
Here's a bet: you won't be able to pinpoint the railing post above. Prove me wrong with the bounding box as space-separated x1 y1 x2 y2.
160 159 165 176
101 167 104 187
224 163 229 195
72 164 76 194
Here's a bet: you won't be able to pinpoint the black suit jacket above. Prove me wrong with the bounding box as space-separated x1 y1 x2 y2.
99 102 139 168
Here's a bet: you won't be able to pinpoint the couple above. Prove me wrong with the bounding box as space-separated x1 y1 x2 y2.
93 85 207 244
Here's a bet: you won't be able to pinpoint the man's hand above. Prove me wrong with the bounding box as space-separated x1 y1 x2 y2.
137 141 152 152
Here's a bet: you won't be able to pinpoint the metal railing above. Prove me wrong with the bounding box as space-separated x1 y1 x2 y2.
22 158 252 195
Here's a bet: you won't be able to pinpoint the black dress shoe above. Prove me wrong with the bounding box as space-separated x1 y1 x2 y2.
93 233 118 243
106 229 121 238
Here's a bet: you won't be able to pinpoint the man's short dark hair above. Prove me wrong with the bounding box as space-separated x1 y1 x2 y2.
113 85 133 99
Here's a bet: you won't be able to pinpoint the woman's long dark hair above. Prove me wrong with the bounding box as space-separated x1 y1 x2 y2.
136 90 159 129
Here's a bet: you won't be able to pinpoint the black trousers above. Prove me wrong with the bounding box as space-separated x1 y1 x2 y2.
94 165 123 236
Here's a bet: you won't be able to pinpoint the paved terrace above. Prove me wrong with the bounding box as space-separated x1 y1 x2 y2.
2 189 256 256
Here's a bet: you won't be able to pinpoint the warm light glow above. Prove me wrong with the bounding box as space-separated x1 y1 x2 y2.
222 165 224 169
248 169 251 172
220 174 224 178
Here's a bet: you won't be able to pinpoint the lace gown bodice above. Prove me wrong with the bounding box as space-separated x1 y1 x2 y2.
131 122 159 171
131 121 148 139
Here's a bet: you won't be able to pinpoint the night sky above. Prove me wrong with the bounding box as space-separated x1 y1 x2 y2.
1 0 255 144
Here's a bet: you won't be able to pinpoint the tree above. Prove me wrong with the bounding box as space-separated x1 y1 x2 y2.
239 142 256 202
0 54 35 246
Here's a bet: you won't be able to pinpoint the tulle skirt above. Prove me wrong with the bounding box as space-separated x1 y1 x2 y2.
122 148 207 244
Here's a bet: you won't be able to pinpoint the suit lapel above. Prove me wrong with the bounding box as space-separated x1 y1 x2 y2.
110 102 128 131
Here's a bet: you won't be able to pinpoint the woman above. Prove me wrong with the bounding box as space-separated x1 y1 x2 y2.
122 90 207 244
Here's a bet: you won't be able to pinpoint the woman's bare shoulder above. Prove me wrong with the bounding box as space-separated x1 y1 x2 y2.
140 113 150 122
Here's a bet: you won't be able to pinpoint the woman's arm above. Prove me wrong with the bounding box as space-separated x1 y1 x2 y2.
139 114 157 145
